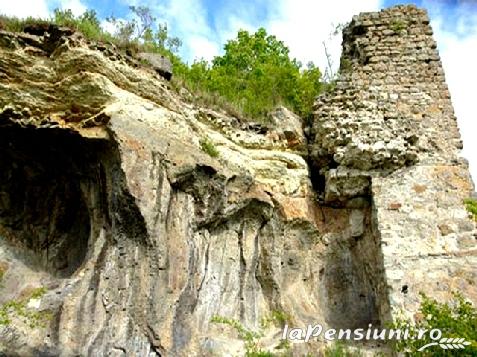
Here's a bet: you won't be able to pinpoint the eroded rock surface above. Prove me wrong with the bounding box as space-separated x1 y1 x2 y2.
0 5 475 357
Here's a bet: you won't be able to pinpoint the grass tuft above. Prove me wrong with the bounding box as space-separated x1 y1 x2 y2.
200 137 220 158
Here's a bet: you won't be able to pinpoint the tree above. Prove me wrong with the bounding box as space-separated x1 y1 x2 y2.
106 6 182 54
197 27 322 119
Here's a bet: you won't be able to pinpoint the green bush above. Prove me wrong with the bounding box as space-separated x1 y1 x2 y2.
200 137 219 158
0 15 51 32
53 9 103 40
261 309 292 328
464 198 477 222
210 315 266 356
391 20 406 32
391 292 477 356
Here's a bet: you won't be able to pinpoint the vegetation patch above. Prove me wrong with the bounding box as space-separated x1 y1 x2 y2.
211 312 296 356
200 137 220 158
0 264 5 288
390 292 477 356
339 58 353 74
211 315 267 356
391 20 406 33
0 287 52 328
464 198 477 222
261 309 292 328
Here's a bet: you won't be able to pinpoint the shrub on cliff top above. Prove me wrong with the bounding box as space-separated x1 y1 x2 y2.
0 15 51 32
0 10 112 42
57 9 120 43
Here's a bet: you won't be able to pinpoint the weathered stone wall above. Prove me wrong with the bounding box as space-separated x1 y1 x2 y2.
311 4 477 320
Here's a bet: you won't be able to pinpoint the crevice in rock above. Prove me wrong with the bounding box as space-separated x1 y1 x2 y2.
321 208 383 330
308 157 339 204
254 219 280 310
196 242 210 298
238 221 247 321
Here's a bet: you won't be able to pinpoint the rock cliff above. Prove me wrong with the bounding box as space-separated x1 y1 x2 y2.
0 5 475 356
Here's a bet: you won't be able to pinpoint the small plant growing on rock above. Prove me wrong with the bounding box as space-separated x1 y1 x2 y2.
391 20 406 33
0 286 51 328
200 137 219 158
211 313 295 356
260 309 292 328
211 315 273 356
464 198 477 222
0 266 5 288
339 58 353 74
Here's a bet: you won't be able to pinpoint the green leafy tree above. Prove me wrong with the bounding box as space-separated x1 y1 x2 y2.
185 27 323 120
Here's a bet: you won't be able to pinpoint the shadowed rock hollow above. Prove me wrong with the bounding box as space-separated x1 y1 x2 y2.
0 5 475 356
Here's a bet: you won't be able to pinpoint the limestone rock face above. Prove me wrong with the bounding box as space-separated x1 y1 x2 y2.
137 52 173 80
0 5 475 357
0 25 380 356
268 106 307 153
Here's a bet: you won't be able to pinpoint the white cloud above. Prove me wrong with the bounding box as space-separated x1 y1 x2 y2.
426 2 477 184
99 19 118 35
129 0 219 62
0 0 50 18
0 0 86 18
187 35 220 61
55 0 86 16
162 0 220 61
265 0 381 74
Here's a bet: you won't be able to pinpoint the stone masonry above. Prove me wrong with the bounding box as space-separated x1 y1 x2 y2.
311 5 477 320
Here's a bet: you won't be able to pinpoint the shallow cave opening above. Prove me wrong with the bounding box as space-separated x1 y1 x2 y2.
0 126 108 277
308 157 338 201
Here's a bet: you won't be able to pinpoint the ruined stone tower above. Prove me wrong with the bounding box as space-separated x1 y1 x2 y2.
311 5 476 320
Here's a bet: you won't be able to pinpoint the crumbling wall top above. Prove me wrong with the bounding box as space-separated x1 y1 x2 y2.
310 5 467 204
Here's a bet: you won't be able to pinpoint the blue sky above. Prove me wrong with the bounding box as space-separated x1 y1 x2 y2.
1 0 477 183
